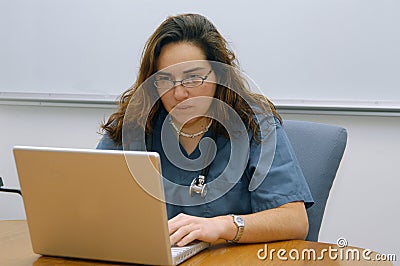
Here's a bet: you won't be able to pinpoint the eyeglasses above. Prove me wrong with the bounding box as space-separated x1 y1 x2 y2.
154 69 213 91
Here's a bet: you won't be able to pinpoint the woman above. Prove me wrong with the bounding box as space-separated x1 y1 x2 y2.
97 13 313 246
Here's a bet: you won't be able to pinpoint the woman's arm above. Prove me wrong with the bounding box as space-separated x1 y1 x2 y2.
168 201 308 246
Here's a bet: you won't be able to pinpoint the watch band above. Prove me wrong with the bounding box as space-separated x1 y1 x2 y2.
228 214 245 243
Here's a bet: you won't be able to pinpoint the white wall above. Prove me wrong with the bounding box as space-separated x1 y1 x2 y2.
1 104 399 262
0 104 113 219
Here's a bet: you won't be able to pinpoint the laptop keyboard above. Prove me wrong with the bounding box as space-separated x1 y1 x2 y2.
171 245 193 257
171 242 210 265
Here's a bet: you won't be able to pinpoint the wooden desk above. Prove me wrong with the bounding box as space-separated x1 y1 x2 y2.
0 220 393 266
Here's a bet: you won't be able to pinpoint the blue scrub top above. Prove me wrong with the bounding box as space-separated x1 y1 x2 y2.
97 108 314 219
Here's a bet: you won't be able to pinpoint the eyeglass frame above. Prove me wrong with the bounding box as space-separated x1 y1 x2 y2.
153 69 213 91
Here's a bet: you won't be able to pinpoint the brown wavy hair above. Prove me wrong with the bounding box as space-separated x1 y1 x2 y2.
101 13 281 145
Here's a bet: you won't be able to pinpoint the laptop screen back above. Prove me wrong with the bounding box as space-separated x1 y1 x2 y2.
14 146 174 265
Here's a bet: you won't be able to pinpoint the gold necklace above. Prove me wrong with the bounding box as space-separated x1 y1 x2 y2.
169 117 212 138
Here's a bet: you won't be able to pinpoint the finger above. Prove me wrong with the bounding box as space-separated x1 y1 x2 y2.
168 221 179 235
170 223 196 246
170 224 191 246
168 220 184 235
168 213 191 234
176 230 200 247
168 213 186 224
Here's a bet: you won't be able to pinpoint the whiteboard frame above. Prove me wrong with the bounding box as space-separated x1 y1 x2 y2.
1 92 399 117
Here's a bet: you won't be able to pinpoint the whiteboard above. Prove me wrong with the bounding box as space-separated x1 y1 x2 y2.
1 0 399 105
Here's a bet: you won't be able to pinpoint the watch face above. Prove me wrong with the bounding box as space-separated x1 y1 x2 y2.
234 215 245 226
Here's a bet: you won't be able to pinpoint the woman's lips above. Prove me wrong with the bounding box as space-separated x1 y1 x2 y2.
174 105 192 110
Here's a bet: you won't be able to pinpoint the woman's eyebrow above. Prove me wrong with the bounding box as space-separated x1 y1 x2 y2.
155 71 172 76
183 67 206 74
156 67 206 76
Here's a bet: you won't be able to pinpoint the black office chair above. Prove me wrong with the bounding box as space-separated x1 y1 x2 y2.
283 120 347 241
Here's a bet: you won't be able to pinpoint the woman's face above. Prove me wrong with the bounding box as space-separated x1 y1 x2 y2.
155 42 216 127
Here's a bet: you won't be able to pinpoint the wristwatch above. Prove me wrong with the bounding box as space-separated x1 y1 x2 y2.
228 214 245 243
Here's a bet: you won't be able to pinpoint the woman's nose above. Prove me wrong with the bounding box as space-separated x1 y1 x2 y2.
173 84 189 100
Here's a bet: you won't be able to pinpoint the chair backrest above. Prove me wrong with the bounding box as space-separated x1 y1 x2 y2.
283 120 347 241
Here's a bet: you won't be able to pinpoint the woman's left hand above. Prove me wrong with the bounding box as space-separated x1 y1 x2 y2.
168 213 233 246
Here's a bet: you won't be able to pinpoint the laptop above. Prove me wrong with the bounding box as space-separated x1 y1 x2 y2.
13 146 210 265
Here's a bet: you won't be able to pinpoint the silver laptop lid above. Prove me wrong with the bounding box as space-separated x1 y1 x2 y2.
14 146 174 265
